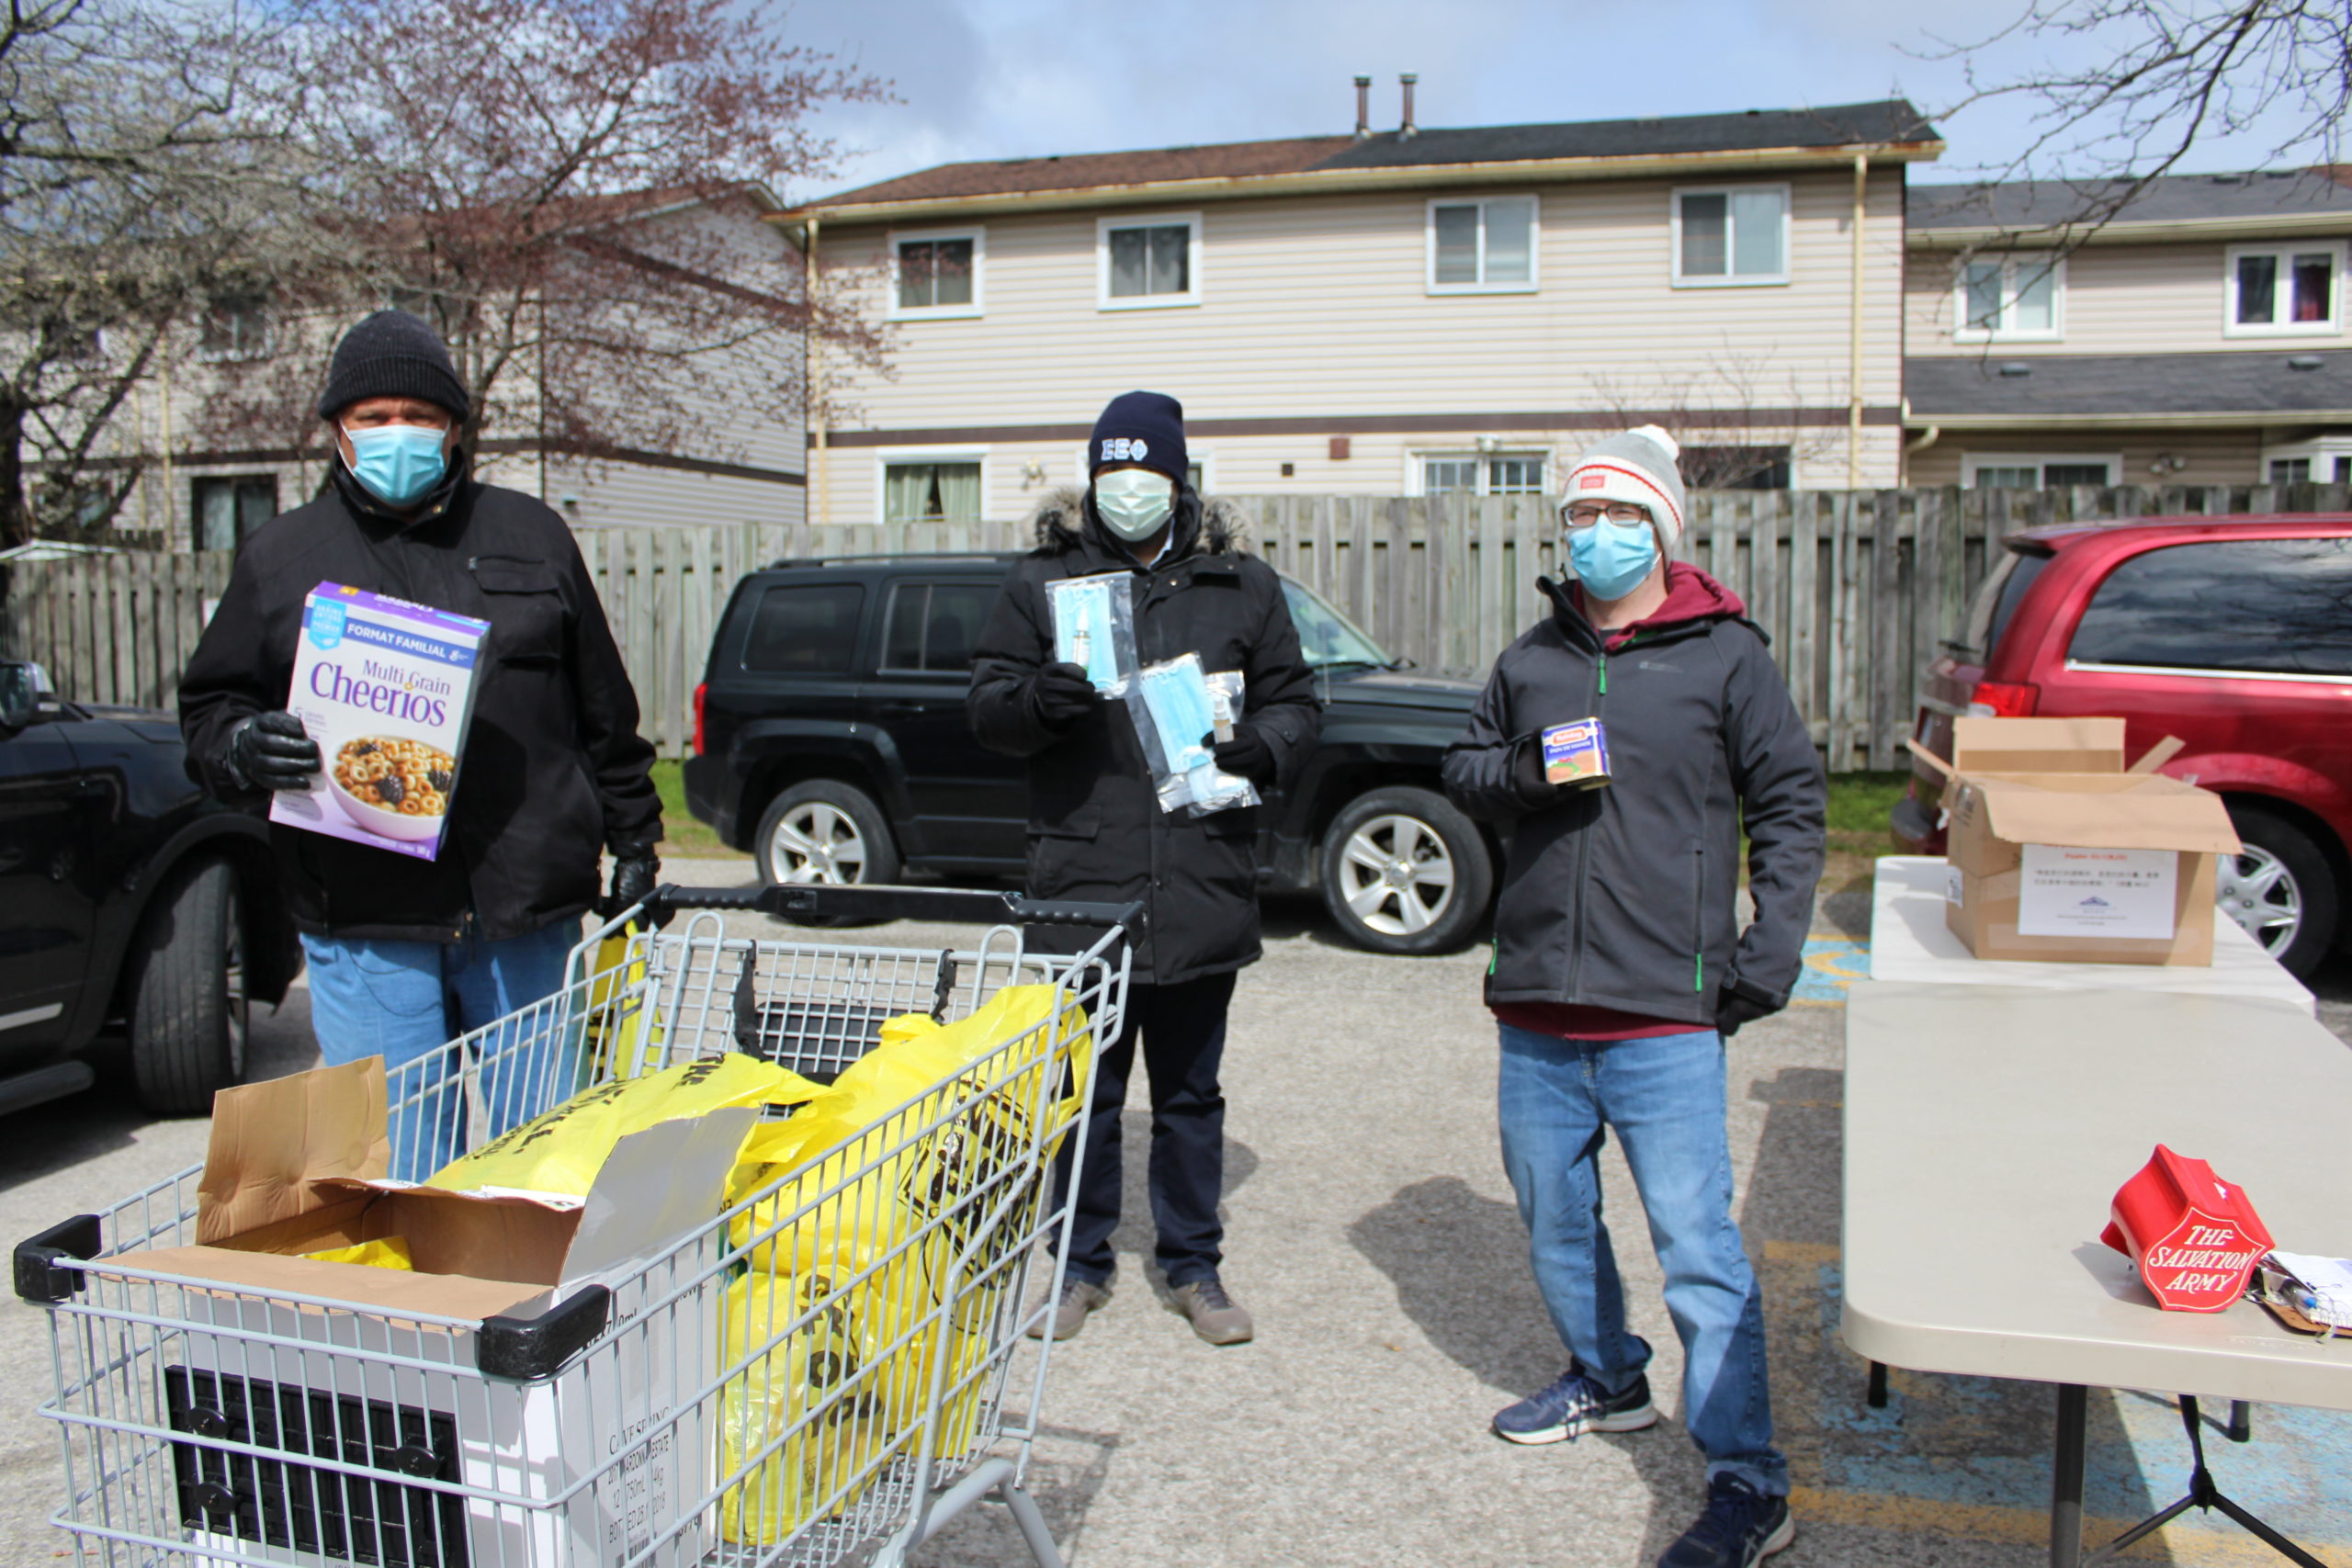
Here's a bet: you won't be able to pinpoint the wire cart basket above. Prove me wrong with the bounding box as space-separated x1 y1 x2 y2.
16 883 1137 1568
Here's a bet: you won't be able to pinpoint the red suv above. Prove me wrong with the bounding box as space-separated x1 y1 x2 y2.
1893 515 2352 977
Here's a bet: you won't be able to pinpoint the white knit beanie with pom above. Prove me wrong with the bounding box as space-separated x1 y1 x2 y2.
1562 425 1688 552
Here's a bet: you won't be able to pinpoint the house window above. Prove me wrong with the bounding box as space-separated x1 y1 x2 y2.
1682 446 1792 490
2226 243 2341 335
1419 452 1547 495
890 230 982 319
1962 454 2121 489
1427 197 1537 292
1956 254 2063 340
192 475 277 551
199 292 271 360
2260 436 2352 485
1099 213 1201 309
1673 186 1789 286
883 459 983 523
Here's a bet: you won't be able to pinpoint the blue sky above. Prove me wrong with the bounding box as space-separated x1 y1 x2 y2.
783 0 2326 199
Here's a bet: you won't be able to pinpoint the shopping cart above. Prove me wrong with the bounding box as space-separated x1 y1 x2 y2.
16 883 1137 1568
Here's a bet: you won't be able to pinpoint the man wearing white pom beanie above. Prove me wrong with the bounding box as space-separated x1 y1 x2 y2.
1443 426 1825 1568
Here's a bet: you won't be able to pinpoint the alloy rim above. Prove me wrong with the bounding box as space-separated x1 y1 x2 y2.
769 802 869 886
1338 813 1456 937
2216 845 2300 957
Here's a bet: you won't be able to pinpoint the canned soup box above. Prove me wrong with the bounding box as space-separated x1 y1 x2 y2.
272 583 490 861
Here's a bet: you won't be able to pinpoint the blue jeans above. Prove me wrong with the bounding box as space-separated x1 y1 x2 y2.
1496 1023 1786 1497
301 919 585 1180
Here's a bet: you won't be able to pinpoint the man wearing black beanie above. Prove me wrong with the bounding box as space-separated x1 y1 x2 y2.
179 311 661 1176
968 390 1319 1346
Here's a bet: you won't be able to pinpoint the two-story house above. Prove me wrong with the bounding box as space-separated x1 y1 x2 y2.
783 94 1940 523
1903 170 2352 487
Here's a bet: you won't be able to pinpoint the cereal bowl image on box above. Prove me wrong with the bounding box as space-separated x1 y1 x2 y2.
272 583 489 861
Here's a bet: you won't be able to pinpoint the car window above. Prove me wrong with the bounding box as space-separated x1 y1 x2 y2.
1959 548 2049 659
742 583 865 673
880 581 994 673
1280 579 1391 669
2068 537 2352 676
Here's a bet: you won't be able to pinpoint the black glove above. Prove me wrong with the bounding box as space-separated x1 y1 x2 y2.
1030 661 1097 730
1714 974 1783 1038
1205 724 1278 785
226 710 321 792
1510 733 1561 808
603 852 660 920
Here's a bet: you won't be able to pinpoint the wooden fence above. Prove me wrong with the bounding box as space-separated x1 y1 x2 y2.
7 480 2347 773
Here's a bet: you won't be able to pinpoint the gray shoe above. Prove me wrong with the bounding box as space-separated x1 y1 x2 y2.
1029 1275 1111 1341
1170 1275 1254 1345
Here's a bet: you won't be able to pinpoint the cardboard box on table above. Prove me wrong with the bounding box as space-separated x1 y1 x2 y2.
1922 717 2242 966
96 1059 752 1568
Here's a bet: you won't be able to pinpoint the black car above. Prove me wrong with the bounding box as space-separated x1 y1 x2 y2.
0 660 300 1114
683 555 1495 953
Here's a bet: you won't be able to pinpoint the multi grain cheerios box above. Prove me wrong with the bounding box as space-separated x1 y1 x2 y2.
270 582 490 861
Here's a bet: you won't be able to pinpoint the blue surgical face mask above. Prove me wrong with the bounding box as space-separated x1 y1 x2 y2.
1568 520 1659 603
344 423 449 507
1093 468 1174 542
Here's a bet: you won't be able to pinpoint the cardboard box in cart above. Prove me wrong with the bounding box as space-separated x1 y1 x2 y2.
96 1060 752 1567
1928 717 2242 965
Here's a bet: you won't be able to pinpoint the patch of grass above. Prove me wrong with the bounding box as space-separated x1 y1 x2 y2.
1822 769 1915 898
650 759 747 860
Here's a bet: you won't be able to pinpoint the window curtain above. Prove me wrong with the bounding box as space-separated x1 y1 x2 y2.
885 464 931 524
934 462 981 522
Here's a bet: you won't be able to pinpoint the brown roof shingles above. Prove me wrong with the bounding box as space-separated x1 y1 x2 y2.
818 135 1359 208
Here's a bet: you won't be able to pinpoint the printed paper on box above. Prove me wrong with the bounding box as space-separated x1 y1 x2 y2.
271 582 489 861
2017 844 2177 940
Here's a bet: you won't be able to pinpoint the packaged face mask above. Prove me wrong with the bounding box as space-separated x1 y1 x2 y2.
1121 656 1260 817
1046 574 1137 690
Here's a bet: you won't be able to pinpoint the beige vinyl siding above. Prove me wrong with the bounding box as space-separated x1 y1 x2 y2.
1905 425 2262 488
1906 238 2352 356
816 164 1908 517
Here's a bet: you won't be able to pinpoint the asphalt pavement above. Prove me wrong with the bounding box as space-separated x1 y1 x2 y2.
1 862 2346 1566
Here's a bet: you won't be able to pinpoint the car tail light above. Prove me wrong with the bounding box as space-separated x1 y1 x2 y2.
1969 681 2041 717
692 682 708 756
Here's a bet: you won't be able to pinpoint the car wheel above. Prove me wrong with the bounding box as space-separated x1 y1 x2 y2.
2219 805 2337 980
127 858 247 1116
1318 785 1493 955
755 781 902 889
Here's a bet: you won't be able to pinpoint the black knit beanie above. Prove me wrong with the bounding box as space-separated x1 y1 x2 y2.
316 310 471 423
1088 390 1187 483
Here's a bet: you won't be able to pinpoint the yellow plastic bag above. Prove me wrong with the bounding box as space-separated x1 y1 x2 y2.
302 1236 414 1270
583 926 664 1080
428 1052 821 1197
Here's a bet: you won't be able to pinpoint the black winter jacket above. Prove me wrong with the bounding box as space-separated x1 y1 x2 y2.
1442 565 1825 1029
967 489 1319 985
178 457 661 943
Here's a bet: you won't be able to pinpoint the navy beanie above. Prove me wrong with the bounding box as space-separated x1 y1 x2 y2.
1088 390 1187 483
316 310 472 423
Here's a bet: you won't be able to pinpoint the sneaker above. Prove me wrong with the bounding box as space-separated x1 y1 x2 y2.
1027 1275 1110 1341
1169 1275 1254 1345
1657 1473 1793 1568
1491 1364 1657 1445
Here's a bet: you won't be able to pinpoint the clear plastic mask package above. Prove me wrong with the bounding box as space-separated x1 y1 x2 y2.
1123 654 1259 817
1046 574 1137 691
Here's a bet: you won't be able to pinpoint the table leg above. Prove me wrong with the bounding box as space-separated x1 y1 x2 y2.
1866 1360 1888 1409
2051 1383 2087 1568
2227 1399 2252 1444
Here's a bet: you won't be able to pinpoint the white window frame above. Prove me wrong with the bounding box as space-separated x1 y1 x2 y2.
1407 449 1551 496
875 445 990 524
1669 184 1792 288
1424 195 1542 296
196 294 273 363
1951 253 2066 342
2223 241 2344 338
2260 434 2352 485
1960 452 2126 490
1096 211 1202 311
887 227 986 321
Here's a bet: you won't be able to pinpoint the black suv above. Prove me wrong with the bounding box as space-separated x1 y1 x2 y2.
683 555 1494 953
0 660 300 1114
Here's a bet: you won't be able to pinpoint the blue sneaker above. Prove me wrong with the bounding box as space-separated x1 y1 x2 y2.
1491 1364 1657 1445
1657 1473 1793 1568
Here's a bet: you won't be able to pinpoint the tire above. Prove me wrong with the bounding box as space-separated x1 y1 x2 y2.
1318 785 1493 955
754 780 902 890
2219 804 2338 980
127 858 247 1116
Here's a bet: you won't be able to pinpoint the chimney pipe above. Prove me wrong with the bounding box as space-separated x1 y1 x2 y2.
1353 75 1372 138
1399 73 1418 138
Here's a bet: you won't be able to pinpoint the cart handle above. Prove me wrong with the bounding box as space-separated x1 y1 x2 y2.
642 883 1146 933
478 1284 613 1382
16 1213 100 1303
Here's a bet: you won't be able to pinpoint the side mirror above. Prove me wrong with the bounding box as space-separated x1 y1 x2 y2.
0 661 49 730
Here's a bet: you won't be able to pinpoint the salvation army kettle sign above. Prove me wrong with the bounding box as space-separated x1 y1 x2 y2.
2100 1145 2274 1313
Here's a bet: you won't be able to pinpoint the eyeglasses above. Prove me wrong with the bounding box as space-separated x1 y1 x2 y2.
1562 502 1652 529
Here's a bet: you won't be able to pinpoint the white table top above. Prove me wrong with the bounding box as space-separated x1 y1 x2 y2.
1869 855 2314 1016
1841 981 2352 1408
